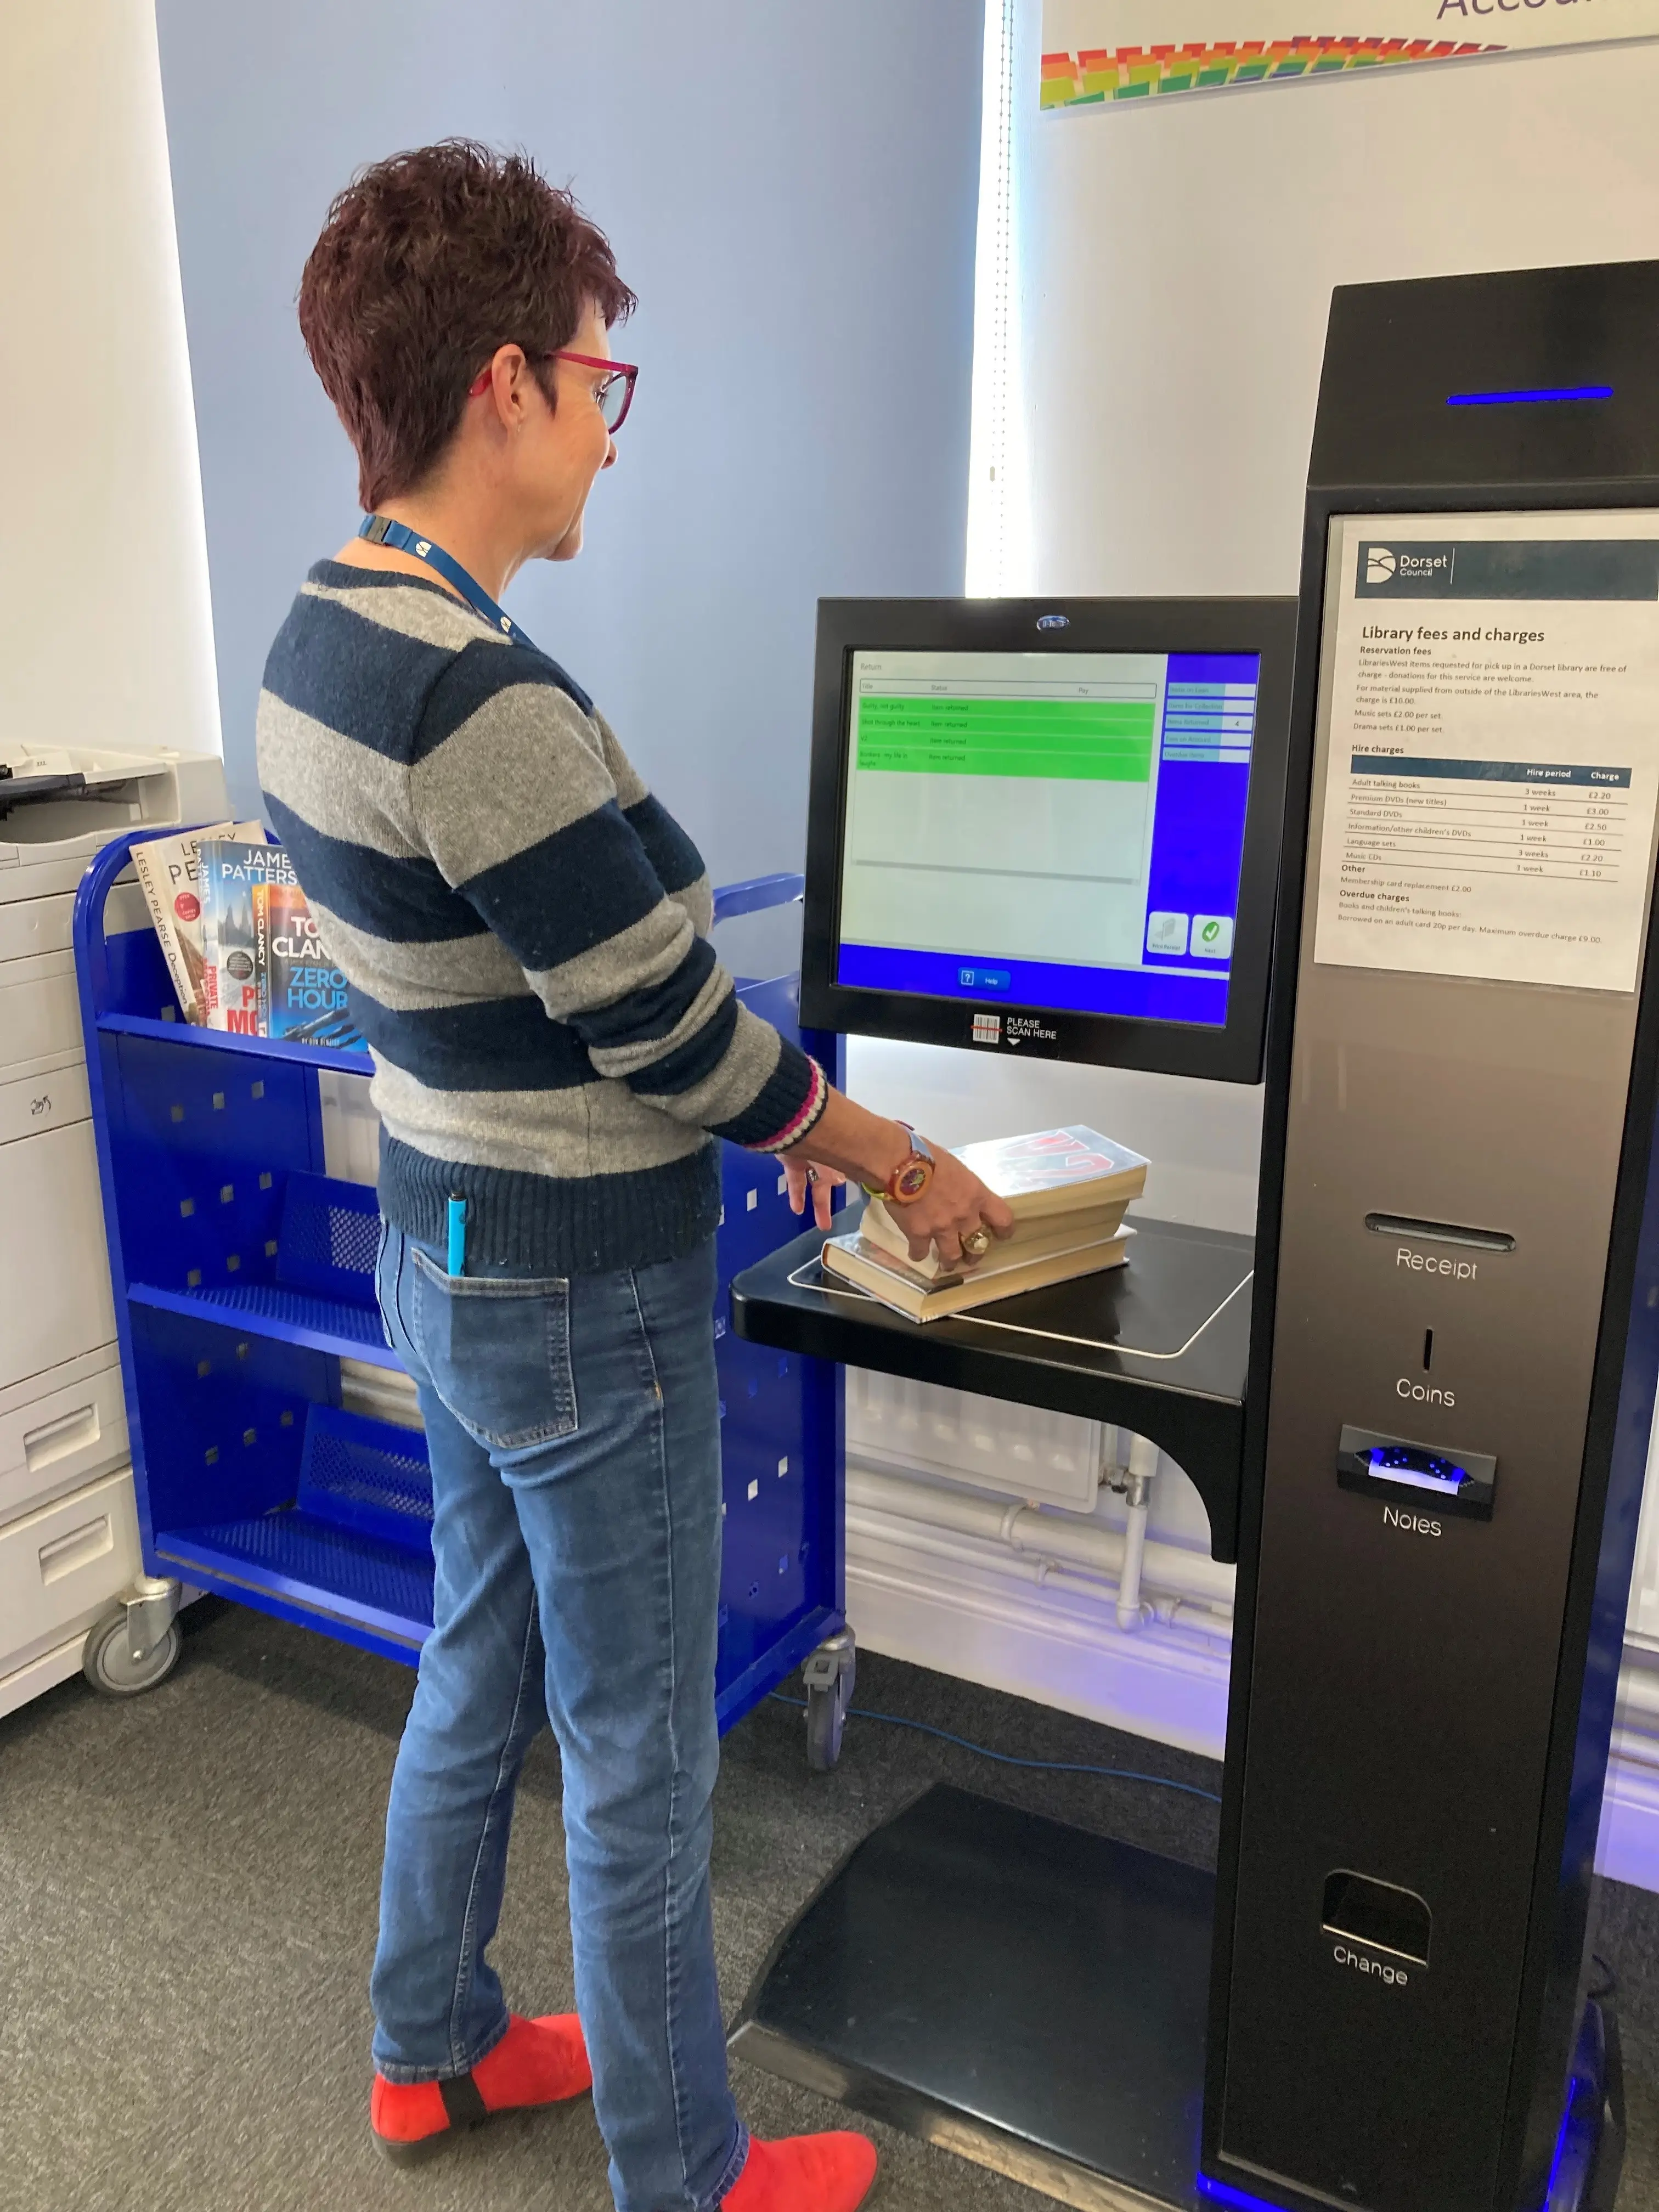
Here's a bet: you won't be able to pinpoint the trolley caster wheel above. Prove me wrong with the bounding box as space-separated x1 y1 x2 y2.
82 1606 182 1696
802 1627 856 1773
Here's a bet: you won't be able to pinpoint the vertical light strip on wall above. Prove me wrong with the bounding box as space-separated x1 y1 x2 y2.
965 0 1024 597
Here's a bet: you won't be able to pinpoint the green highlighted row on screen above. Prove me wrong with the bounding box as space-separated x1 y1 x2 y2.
858 697 1155 734
856 695 1155 781
857 741 1153 781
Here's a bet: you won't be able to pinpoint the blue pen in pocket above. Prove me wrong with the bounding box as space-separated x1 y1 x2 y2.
447 1193 468 1277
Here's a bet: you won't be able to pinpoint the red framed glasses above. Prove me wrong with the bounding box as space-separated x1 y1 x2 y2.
467 349 639 433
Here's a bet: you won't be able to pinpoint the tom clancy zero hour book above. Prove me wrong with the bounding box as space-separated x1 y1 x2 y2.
255 849 358 1044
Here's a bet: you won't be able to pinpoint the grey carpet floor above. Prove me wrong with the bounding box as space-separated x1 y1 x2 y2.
1 1598 1655 2212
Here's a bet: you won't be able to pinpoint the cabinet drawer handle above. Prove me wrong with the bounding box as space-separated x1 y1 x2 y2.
22 1403 101 1474
37 1515 114 1584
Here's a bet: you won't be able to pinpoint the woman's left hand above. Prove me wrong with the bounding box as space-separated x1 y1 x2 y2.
783 1154 845 1232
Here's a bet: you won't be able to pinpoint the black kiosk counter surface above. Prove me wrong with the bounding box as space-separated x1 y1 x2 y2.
733 1209 1254 1560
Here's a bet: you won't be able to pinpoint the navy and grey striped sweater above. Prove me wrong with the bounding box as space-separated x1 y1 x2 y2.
257 562 825 1273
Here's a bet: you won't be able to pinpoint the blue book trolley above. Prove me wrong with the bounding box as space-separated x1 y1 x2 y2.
72 833 853 1759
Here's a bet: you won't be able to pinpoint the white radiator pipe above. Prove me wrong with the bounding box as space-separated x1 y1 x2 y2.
1113 1430 1163 1633
1118 1492 1151 1632
844 1506 1232 1646
847 1460 1236 1616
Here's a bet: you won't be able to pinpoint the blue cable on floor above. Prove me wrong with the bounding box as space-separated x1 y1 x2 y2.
768 1692 1222 1805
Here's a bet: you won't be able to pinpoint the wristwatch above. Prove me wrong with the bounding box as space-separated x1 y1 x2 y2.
864 1124 935 1206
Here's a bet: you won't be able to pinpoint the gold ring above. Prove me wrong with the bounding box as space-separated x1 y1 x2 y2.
960 1225 992 1259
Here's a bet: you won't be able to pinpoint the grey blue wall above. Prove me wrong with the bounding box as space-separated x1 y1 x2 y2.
153 1 983 884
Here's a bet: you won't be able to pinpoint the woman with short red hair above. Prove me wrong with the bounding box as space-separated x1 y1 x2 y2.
259 142 1008 2212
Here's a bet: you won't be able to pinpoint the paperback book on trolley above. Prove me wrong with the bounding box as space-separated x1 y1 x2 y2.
254 851 358 1045
131 818 263 1023
199 840 362 1048
200 841 273 1035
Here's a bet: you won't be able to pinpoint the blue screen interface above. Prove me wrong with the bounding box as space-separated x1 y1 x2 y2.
834 648 1259 1026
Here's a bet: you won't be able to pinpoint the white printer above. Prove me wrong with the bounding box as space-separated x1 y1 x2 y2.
0 738 229 1717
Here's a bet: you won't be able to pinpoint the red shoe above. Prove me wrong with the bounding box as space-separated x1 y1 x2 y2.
370 2011 592 2165
722 2132 879 2212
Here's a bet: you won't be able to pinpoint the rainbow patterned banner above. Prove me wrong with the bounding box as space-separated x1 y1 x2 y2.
1040 1 1659 107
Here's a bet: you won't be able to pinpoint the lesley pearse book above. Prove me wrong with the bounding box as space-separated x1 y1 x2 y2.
132 819 262 1023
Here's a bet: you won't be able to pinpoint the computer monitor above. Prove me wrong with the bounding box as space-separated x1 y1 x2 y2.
800 597 1296 1082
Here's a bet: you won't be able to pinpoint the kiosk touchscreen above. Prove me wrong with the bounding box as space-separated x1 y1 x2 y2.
800 600 1296 1081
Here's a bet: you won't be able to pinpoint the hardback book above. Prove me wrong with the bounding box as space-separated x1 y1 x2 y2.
947 1125 1149 1221
821 1221 1134 1323
860 1193 1132 1282
131 819 262 1023
254 851 360 1047
859 1125 1147 1281
201 840 287 1035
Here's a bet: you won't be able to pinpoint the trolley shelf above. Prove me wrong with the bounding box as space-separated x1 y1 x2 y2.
95 1009 371 1077
127 1279 397 1366
154 1519 433 1654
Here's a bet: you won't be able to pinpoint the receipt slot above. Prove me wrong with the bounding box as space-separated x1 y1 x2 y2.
1205 261 1659 2212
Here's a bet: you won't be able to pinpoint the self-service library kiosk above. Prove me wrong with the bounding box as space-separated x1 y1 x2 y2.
730 257 1659 2212
1210 258 1659 2212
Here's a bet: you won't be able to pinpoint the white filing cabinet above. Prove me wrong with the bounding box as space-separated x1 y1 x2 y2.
0 741 228 1717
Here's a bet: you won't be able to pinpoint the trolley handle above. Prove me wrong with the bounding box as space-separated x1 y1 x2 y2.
711 872 804 926
71 827 156 1016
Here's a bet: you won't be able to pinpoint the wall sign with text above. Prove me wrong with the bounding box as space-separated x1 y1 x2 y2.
1041 0 1659 108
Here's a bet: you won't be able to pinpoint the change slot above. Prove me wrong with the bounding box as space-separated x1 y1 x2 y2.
1322 1871 1432 1968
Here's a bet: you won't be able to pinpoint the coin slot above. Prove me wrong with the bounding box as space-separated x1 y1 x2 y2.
1322 1870 1431 1967
1366 1213 1514 1253
1423 1329 1433 1372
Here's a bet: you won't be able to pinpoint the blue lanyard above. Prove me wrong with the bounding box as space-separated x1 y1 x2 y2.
358 513 539 648
357 515 592 711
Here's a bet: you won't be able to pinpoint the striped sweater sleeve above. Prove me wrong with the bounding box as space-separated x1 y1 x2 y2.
408 644 826 1150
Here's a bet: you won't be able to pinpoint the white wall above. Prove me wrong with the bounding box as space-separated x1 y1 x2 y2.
856 29 1659 1232
1020 35 1659 605
0 4 219 760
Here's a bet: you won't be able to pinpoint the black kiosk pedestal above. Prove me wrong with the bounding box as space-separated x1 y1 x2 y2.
731 1217 1249 2212
735 258 1659 2212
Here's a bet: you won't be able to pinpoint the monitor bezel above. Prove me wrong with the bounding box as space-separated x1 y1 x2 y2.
800 595 1297 1084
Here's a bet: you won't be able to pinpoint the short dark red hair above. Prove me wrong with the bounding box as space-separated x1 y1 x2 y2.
298 139 635 509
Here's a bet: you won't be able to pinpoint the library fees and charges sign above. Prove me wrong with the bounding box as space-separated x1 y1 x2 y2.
1041 0 1659 107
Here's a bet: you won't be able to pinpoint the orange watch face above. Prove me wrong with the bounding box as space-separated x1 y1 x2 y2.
891 1158 932 1203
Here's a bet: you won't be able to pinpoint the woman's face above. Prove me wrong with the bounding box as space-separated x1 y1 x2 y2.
524 300 617 564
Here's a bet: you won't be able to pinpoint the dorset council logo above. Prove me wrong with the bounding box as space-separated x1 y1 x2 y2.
1365 548 1397 584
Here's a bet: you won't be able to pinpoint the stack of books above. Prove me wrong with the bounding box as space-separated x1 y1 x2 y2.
133 828 363 1049
821 1125 1148 1322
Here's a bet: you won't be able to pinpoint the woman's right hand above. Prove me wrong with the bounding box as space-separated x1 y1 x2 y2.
887 1147 1014 1271
777 1086 1015 1268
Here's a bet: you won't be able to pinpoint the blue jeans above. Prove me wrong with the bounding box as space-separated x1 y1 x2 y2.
371 1223 746 2212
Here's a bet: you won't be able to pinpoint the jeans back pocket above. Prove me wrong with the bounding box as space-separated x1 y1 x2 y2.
409 1248 578 1451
